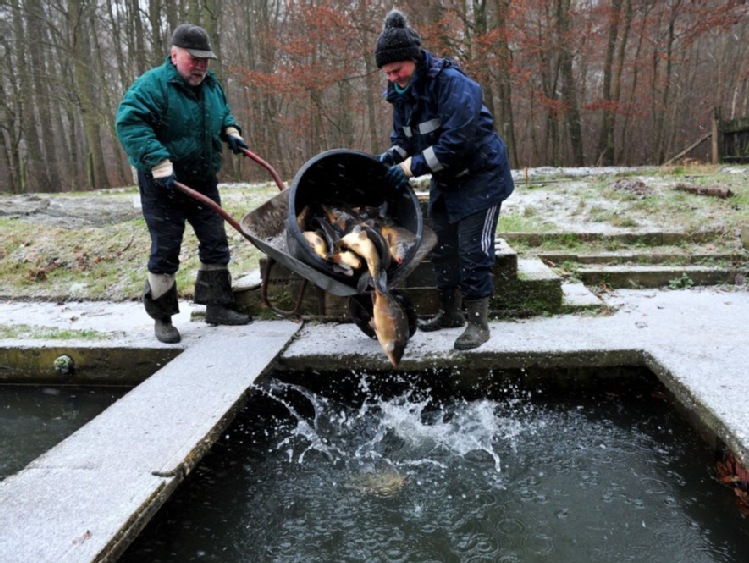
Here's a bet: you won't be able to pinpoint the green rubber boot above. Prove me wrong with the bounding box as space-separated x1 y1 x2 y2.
454 297 490 350
419 289 465 332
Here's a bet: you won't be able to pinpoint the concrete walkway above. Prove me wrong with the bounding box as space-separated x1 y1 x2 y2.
0 316 300 562
0 287 748 561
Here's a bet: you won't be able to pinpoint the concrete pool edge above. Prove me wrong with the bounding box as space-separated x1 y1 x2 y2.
0 320 301 562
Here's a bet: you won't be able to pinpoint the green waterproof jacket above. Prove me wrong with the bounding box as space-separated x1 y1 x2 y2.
116 56 240 179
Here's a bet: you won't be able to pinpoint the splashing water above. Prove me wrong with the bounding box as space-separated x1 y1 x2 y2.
263 378 526 475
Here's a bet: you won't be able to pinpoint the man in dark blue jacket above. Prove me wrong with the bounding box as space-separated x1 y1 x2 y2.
376 10 514 350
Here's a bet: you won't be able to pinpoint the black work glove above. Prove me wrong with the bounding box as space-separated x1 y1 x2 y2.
378 150 404 166
154 172 177 192
227 135 249 155
385 164 410 191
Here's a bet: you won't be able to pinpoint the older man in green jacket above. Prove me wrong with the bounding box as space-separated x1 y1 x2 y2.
116 23 250 344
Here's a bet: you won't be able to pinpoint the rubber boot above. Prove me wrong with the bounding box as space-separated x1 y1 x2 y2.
195 267 251 326
419 288 465 332
454 297 490 350
154 318 181 344
205 304 251 326
143 277 181 344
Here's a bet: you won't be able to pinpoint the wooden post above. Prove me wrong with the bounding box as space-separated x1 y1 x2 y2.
712 106 721 164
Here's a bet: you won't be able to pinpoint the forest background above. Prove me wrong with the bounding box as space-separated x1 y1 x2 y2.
1 0 749 195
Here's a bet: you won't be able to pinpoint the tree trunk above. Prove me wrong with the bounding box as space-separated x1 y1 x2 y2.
654 0 683 164
0 77 21 193
596 0 623 166
12 0 45 192
149 0 166 67
495 0 518 168
557 0 584 166
69 0 108 189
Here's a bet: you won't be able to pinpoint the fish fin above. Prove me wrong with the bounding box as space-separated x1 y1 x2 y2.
374 271 389 295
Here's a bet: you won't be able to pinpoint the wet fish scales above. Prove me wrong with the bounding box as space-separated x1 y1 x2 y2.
372 291 410 367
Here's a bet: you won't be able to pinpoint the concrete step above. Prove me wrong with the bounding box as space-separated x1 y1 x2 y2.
501 230 724 246
385 256 566 318
539 251 747 266
577 265 748 288
491 257 565 315
561 281 604 311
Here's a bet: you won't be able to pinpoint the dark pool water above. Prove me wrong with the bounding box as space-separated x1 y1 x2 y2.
0 385 125 480
123 371 749 562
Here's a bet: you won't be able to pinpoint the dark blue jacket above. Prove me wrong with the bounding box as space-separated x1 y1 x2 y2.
385 51 513 222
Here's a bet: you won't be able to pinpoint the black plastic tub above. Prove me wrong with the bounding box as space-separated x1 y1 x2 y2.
286 149 429 294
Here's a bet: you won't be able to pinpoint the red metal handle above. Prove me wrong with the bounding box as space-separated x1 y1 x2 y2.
173 181 251 241
240 148 286 191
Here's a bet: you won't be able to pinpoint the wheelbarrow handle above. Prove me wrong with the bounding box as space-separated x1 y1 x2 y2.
240 148 286 191
173 181 250 241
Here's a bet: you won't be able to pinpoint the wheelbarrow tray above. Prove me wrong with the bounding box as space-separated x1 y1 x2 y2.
240 188 436 297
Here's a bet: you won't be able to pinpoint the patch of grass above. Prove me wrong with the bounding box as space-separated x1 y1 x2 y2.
497 214 551 233
0 186 277 300
0 324 106 339
609 215 639 228
571 200 587 216
668 273 694 289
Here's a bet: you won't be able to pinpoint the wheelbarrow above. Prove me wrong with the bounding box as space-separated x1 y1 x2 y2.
174 148 435 331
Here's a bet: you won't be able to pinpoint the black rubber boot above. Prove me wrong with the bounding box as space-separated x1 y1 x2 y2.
195 269 251 326
154 318 181 344
143 281 181 343
454 297 490 350
205 304 251 326
419 288 465 332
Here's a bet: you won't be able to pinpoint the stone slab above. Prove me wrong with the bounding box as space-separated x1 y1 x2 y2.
561 281 603 308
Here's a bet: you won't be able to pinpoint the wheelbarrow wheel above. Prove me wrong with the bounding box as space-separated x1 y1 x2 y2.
348 290 417 339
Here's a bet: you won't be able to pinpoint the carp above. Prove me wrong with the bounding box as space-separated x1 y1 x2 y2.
302 230 328 260
323 204 361 232
380 226 416 265
341 226 390 294
371 290 410 367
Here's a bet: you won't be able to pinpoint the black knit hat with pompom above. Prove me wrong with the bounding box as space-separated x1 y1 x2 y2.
375 10 422 68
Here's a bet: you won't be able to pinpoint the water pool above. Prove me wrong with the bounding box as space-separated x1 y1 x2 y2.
122 370 749 561
1 385 125 480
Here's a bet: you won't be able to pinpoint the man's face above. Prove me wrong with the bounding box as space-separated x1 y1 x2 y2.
171 47 209 86
382 60 416 89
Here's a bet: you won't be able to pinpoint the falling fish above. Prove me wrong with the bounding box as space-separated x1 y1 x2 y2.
348 466 407 497
371 290 410 367
302 230 328 260
297 205 312 232
313 215 345 253
342 226 389 294
323 204 360 232
380 226 416 265
330 250 362 270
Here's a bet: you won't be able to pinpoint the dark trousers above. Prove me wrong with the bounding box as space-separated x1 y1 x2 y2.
429 199 501 300
138 170 230 274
